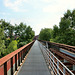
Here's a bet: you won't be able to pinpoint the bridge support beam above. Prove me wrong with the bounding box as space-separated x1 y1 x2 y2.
46 42 48 49
73 65 75 70
64 59 68 62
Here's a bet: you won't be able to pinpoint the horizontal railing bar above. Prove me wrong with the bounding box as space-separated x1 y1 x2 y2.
47 49 74 75
38 40 75 53
50 48 75 65
45 49 64 75
39 41 74 75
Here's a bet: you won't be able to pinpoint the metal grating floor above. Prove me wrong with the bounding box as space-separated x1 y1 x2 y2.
17 40 51 75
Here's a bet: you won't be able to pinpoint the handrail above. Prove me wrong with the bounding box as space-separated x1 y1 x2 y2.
0 41 34 66
39 41 74 75
38 40 75 53
0 41 34 75
47 50 74 75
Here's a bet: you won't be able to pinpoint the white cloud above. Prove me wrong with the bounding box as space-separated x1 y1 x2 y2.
43 0 75 13
0 12 10 15
3 0 75 35
41 0 56 3
4 0 28 12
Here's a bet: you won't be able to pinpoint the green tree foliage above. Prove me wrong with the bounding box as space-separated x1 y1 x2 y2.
52 25 59 38
0 19 14 39
7 40 17 54
25 26 35 43
0 20 35 58
39 28 52 41
52 9 75 46
15 23 35 47
0 26 6 57
0 20 15 48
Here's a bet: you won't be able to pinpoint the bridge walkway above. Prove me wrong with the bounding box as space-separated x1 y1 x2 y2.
17 40 51 75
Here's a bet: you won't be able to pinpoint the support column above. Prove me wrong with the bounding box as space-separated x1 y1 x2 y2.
46 42 48 49
73 65 75 70
64 59 68 62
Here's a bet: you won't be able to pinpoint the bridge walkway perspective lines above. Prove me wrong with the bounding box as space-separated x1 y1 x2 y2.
17 40 51 75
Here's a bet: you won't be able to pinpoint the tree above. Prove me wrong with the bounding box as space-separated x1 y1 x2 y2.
25 26 35 43
0 19 35 58
39 28 52 41
64 9 75 29
0 25 5 57
14 23 35 48
53 9 75 46
7 40 17 54
52 25 59 38
0 19 14 38
0 19 15 48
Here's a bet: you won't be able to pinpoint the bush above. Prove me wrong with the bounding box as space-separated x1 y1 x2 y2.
18 42 27 48
7 40 17 54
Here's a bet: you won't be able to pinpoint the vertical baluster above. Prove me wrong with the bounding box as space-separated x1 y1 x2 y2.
11 57 13 75
15 54 17 71
4 62 7 75
53 56 54 75
63 67 65 75
21 51 22 63
50 53 51 68
23 49 24 59
57 61 59 75
18 52 20 66
73 65 75 70
49 52 50 65
24 49 26 57
22 50 23 60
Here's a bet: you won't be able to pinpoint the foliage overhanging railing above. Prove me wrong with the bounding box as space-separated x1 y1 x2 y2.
0 41 34 75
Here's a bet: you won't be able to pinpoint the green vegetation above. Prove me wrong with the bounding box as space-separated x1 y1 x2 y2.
7 40 17 54
0 9 75 58
0 20 35 58
0 26 6 58
39 9 75 46
39 28 52 41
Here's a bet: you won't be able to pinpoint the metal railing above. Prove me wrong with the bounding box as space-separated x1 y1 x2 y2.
39 41 74 75
0 41 34 75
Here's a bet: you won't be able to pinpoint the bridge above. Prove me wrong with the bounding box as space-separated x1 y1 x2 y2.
0 40 75 75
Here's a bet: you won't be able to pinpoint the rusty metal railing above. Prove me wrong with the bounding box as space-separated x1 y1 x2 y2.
39 41 74 75
0 41 34 75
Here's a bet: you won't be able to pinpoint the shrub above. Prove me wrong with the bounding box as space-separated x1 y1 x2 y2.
7 40 17 54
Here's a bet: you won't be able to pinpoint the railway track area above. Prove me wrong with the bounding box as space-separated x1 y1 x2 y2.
39 40 75 74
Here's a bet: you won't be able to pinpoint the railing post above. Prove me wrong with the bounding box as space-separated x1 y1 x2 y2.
11 57 13 75
57 61 59 75
23 49 25 59
46 42 48 49
21 50 23 60
49 52 50 65
4 62 7 75
24 49 26 57
21 51 22 63
15 54 17 71
18 52 20 66
53 56 54 75
63 67 65 75
50 53 51 67
73 65 75 70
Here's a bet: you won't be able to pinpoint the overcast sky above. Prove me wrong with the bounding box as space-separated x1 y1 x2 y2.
0 0 75 35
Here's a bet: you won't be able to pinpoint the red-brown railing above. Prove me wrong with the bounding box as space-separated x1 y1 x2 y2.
0 41 34 75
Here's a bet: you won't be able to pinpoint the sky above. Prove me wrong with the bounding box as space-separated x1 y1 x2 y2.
0 0 75 35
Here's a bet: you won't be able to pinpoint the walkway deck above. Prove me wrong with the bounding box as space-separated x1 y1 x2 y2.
17 40 51 75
